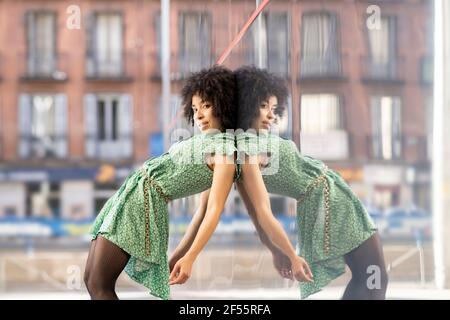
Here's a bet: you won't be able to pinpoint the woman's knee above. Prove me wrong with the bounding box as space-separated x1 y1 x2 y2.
86 273 114 296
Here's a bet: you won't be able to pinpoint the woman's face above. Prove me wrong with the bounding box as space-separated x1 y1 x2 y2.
250 95 278 131
192 94 222 132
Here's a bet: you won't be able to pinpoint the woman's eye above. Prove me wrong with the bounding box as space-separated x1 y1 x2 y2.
203 104 211 109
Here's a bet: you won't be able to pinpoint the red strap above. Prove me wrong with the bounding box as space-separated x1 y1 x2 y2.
216 0 271 65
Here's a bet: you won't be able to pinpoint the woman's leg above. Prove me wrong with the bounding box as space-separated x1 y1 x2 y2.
85 235 130 300
342 232 388 300
84 238 97 296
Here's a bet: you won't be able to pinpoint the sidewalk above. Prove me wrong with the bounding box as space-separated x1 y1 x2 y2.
1 283 449 300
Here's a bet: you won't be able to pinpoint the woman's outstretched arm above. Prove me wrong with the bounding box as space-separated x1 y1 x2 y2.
239 158 313 282
169 189 210 271
236 181 294 279
169 155 235 285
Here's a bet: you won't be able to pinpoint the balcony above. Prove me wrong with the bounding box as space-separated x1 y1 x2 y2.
300 130 349 160
366 134 428 163
361 56 405 85
19 53 68 82
85 134 133 161
18 134 67 159
299 52 348 82
85 51 136 82
367 134 402 161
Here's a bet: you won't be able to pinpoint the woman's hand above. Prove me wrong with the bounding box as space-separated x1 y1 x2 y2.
290 255 314 282
272 249 294 280
169 255 195 285
169 255 179 273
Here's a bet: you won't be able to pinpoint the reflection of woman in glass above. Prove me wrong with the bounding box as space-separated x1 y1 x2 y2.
169 72 315 286
172 66 388 300
235 66 388 299
84 66 239 300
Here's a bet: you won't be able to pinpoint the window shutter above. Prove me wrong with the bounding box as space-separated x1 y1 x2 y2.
54 94 68 158
19 94 32 158
119 94 133 158
84 94 98 157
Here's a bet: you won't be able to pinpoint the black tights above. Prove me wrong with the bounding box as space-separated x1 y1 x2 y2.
84 236 130 300
83 234 387 300
342 232 388 300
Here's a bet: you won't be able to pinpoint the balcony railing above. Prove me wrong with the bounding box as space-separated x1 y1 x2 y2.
300 130 349 160
18 134 67 159
367 134 402 160
85 134 133 160
19 53 68 82
86 50 136 82
366 134 428 162
299 52 348 81
361 56 405 84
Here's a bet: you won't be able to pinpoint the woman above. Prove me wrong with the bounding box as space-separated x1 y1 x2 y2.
84 65 238 300
234 66 388 299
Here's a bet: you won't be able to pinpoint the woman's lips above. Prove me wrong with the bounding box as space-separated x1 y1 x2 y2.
262 121 271 129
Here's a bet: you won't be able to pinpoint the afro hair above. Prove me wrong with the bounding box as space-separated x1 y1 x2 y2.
234 65 289 131
182 65 237 130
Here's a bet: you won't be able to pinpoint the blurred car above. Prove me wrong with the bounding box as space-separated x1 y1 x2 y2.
384 206 432 240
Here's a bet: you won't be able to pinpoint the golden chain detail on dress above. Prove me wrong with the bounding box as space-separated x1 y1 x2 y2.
141 167 171 257
296 165 331 256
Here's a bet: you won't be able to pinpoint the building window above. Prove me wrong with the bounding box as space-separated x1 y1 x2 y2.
26 11 56 77
18 94 67 159
97 97 119 142
86 12 123 77
246 12 289 76
179 12 211 76
300 94 342 134
370 96 402 160
300 12 341 77
84 93 133 159
366 16 397 79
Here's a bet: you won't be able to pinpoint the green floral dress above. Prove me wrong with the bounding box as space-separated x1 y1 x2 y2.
236 132 377 299
90 132 237 300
